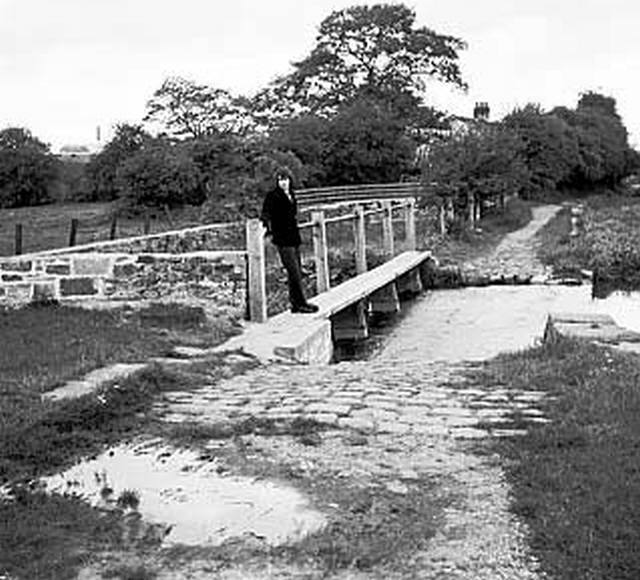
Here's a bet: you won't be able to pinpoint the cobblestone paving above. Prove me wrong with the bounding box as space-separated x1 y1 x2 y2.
150 358 549 579
461 204 562 280
140 206 566 578
154 360 547 439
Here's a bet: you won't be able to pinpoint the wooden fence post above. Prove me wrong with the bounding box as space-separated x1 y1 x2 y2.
14 223 22 255
439 202 447 236
68 218 78 247
246 219 267 323
109 215 118 240
353 205 367 275
405 198 416 251
312 210 330 293
382 201 394 256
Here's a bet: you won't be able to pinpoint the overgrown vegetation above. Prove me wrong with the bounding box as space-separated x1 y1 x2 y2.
536 193 640 291
465 339 640 579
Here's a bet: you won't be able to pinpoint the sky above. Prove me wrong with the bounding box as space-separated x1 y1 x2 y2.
1 0 639 151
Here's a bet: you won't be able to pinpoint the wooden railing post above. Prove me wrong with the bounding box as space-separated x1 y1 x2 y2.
312 210 330 293
353 205 367 274
246 219 267 323
405 198 416 251
382 201 394 256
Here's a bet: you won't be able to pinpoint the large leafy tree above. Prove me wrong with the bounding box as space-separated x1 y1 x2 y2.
552 92 632 189
0 127 57 208
503 105 581 197
144 77 252 138
256 3 466 119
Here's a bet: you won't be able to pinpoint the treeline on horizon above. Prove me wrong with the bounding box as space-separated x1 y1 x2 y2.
1 2 638 221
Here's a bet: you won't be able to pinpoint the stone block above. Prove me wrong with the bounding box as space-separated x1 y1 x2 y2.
2 274 23 282
4 282 32 303
45 263 71 275
32 281 58 303
1 260 32 272
0 286 5 297
137 254 156 264
72 255 113 276
60 277 99 296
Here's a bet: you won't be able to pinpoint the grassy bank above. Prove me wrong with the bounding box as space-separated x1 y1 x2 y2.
465 339 640 579
0 301 237 397
0 353 257 580
537 192 640 290
0 301 246 579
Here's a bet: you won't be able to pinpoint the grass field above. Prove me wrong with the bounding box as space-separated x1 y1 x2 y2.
465 339 640 579
0 300 247 580
0 202 204 256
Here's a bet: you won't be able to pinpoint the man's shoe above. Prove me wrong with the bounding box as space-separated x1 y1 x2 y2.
292 303 319 314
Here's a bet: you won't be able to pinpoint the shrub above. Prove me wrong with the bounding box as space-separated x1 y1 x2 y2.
116 139 203 211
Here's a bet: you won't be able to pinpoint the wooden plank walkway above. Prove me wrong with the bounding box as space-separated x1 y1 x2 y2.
310 250 433 316
219 250 435 364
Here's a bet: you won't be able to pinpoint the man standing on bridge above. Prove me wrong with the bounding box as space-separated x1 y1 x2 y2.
260 169 319 314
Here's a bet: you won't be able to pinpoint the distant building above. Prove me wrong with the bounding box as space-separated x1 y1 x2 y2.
414 102 494 165
56 143 101 163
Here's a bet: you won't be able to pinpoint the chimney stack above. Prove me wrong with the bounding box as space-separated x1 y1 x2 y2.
473 102 490 121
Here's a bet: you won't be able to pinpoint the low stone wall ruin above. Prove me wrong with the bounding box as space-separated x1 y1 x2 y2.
0 251 247 315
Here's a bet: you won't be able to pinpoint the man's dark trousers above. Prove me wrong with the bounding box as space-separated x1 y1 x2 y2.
277 245 306 309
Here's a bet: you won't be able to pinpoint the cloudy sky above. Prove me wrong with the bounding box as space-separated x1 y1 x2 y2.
1 0 638 150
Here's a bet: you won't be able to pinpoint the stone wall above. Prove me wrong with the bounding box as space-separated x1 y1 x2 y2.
0 251 247 315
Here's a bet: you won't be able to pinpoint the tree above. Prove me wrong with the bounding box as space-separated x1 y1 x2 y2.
423 124 528 223
0 127 57 208
321 98 416 184
85 123 150 201
553 93 632 189
267 115 330 186
503 105 580 197
116 139 202 210
144 77 252 138
255 3 466 118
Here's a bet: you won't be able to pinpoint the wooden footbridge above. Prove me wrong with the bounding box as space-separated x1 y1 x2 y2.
233 187 436 364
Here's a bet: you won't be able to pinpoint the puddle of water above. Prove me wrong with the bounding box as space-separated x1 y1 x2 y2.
373 285 640 362
42 440 326 546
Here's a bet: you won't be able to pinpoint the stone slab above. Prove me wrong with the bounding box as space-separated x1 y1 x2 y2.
544 312 640 345
43 363 148 402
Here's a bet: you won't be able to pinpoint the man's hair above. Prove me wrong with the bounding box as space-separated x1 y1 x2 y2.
274 167 293 182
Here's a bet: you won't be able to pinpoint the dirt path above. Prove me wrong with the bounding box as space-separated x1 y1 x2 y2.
76 206 563 579
462 204 562 280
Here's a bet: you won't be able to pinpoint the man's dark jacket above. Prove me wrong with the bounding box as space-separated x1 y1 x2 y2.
260 186 302 247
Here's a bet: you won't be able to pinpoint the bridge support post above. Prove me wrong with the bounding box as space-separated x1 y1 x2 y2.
353 205 367 274
382 201 394 256
246 218 267 322
397 268 423 296
312 210 330 293
332 299 369 341
370 282 400 314
405 198 416 251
